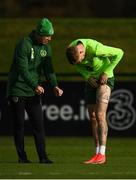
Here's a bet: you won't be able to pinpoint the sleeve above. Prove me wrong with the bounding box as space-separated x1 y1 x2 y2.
15 39 38 89
95 43 124 75
42 46 58 87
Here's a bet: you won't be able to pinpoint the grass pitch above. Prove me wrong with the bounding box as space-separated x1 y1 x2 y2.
0 136 136 179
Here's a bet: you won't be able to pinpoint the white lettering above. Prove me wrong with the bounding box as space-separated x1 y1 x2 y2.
79 100 86 121
25 100 89 122
46 105 59 121
60 105 73 121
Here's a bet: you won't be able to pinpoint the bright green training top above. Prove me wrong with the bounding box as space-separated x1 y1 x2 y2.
69 39 124 80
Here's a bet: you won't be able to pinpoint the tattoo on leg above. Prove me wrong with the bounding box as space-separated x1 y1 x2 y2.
98 120 108 145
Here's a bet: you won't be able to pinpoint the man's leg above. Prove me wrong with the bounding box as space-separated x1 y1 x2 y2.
84 104 101 164
94 84 111 164
88 104 99 150
8 97 29 162
83 84 100 164
96 85 111 146
26 96 53 163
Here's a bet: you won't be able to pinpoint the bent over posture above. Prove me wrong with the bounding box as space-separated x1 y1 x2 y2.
66 39 124 164
7 18 63 163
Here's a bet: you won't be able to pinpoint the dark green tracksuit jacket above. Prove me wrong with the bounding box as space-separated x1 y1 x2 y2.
7 31 58 97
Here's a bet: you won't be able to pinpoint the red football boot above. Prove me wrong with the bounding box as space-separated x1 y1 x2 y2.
83 154 98 164
94 153 106 164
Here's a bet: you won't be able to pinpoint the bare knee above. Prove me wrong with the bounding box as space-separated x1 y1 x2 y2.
96 111 105 121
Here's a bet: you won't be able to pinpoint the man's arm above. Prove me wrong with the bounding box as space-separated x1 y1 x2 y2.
15 39 39 90
43 56 58 87
96 43 124 75
43 56 63 96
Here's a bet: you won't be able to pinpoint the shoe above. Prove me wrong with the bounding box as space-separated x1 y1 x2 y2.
39 158 53 164
83 154 98 164
18 159 31 163
94 153 106 164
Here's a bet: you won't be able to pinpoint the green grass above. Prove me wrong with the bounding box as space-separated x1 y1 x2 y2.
1 18 136 81
0 136 136 179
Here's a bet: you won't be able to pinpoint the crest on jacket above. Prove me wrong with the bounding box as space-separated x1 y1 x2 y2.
40 49 47 57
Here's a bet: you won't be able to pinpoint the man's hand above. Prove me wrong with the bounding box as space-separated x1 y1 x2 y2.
35 86 45 95
53 86 63 97
88 77 98 88
99 73 108 85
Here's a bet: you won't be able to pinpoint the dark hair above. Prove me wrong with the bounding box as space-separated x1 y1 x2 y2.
66 46 79 65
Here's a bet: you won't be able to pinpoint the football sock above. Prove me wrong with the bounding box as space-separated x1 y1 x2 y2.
99 145 106 155
96 146 99 154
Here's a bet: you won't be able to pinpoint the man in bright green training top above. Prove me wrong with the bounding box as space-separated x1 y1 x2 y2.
7 18 63 164
66 39 124 164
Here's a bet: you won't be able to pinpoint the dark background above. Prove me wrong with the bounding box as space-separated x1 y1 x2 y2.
1 0 136 18
0 81 136 136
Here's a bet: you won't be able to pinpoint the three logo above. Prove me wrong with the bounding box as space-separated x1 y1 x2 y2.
107 89 136 131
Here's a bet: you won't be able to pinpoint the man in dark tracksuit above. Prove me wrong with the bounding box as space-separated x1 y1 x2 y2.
7 18 63 163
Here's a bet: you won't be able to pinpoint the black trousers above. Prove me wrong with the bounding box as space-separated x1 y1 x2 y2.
8 95 47 161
